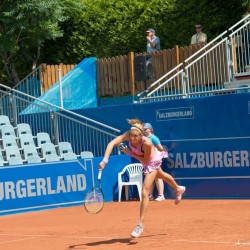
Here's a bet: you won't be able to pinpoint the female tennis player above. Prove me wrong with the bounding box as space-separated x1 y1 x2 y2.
98 118 186 238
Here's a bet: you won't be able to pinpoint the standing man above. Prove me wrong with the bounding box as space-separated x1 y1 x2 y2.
191 23 207 45
146 28 160 52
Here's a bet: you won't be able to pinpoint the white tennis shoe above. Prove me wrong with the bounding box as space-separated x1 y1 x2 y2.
155 195 165 202
131 224 143 238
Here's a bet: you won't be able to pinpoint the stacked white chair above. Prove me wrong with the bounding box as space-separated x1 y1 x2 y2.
37 132 52 148
23 145 42 164
2 135 18 149
1 124 16 137
5 146 24 166
17 123 33 136
80 151 94 159
58 142 78 160
19 134 37 148
41 143 60 162
0 116 83 165
0 115 11 126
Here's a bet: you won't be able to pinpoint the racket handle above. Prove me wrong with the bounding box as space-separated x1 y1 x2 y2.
98 170 102 180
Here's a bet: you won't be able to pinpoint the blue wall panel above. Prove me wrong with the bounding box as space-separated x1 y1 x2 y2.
76 93 250 199
0 155 131 216
2 93 249 217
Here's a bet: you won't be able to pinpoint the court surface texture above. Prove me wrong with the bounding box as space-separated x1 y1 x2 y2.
0 199 249 250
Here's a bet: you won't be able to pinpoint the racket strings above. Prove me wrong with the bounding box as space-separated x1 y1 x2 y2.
84 188 104 214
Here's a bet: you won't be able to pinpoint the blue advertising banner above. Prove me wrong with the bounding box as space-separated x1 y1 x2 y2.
161 137 250 198
0 160 87 216
0 155 131 216
78 93 250 199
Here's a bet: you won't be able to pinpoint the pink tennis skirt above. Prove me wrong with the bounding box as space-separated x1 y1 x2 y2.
143 150 168 174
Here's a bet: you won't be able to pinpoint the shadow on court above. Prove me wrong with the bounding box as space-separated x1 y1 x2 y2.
68 238 137 248
68 234 167 249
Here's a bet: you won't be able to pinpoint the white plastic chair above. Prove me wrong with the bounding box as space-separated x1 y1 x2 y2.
5 146 24 166
23 145 40 160
63 152 78 160
44 154 60 162
1 135 18 150
58 142 73 155
36 132 52 148
1 124 16 137
0 115 11 126
17 123 33 136
80 151 94 159
118 163 144 202
41 142 57 156
27 155 42 164
41 143 61 162
20 134 37 148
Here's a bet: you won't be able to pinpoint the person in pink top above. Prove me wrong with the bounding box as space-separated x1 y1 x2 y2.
98 118 186 238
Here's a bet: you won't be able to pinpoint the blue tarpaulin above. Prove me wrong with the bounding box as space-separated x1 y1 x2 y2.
22 57 97 113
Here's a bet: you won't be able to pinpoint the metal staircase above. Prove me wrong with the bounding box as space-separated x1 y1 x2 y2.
135 14 250 103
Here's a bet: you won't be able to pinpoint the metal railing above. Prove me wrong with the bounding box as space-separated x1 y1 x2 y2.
13 65 43 98
0 84 121 157
136 15 250 103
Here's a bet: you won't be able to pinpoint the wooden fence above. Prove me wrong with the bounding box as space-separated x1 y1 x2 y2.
96 44 204 98
40 43 227 98
40 63 76 93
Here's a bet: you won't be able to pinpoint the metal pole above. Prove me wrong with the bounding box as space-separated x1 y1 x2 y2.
58 68 63 108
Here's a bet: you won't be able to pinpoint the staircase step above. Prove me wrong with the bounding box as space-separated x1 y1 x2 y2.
224 79 250 92
234 72 250 81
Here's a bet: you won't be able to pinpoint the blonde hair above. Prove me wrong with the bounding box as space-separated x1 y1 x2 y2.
127 118 144 134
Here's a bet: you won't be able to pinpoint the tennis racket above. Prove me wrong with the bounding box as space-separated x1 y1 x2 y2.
84 170 104 214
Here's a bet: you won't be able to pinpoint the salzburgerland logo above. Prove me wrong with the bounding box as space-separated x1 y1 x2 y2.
0 174 86 201
156 107 194 121
166 150 250 169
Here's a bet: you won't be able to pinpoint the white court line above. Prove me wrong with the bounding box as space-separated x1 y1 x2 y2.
0 233 110 239
0 237 36 244
171 239 237 245
0 233 247 247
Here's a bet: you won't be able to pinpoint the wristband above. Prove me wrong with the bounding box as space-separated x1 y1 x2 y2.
129 151 134 157
102 158 108 164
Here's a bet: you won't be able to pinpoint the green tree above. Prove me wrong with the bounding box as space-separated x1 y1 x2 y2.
40 0 176 61
40 0 86 64
0 0 65 86
168 0 245 47
0 0 247 85
41 0 246 62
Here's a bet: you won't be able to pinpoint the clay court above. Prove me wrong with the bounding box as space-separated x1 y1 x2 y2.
0 199 249 250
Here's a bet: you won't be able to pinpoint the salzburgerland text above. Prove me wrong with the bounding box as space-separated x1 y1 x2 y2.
167 150 250 168
156 107 194 121
0 174 86 200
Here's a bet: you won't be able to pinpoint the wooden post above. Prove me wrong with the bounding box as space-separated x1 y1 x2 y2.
175 45 180 90
41 63 47 93
175 45 180 66
232 37 237 73
128 52 135 95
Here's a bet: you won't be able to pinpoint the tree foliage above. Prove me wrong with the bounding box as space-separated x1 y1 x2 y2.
40 0 246 61
0 0 65 85
0 0 247 85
